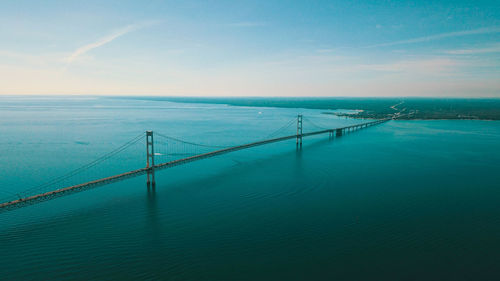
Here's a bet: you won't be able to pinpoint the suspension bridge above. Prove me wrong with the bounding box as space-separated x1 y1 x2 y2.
0 115 390 212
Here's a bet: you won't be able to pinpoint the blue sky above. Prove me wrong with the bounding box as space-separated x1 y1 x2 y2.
1 0 499 97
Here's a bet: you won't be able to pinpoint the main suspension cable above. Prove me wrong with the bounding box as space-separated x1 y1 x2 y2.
18 132 146 197
154 132 230 148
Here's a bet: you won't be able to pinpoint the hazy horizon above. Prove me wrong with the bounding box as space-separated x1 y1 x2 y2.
3 94 500 99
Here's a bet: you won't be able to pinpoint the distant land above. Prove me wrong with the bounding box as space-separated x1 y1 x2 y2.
119 97 500 121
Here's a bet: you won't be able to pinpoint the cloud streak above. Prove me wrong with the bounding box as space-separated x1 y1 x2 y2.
445 43 500 55
65 21 159 63
366 26 500 48
227 21 266 27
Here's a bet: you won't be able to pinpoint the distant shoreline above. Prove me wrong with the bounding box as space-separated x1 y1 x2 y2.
114 96 500 121
322 112 500 121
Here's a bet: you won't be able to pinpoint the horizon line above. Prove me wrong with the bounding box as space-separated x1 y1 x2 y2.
1 94 499 99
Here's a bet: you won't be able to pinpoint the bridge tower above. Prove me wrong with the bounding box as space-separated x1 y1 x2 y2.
146 131 156 187
296 114 303 148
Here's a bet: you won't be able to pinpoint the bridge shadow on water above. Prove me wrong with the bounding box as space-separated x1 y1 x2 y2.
145 185 167 262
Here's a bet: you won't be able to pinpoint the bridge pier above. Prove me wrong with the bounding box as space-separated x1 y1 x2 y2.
336 128 343 137
146 131 156 188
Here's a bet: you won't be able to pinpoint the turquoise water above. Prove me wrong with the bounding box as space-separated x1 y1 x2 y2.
1 97 500 280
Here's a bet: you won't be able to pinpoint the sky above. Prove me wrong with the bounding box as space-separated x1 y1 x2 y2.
0 0 499 97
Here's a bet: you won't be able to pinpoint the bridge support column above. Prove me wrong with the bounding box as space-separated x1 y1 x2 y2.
336 128 343 137
296 114 303 148
146 131 156 188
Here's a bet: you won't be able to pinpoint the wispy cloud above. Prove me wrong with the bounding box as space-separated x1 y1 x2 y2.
366 26 500 48
315 49 338 53
65 21 160 63
357 58 461 75
445 43 500 55
227 21 266 27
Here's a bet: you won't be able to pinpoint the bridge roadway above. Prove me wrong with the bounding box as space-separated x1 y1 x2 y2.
0 118 389 211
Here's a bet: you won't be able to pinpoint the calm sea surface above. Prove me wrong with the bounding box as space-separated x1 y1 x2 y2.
1 96 500 280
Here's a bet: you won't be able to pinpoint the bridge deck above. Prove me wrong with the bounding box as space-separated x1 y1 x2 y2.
0 119 389 211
